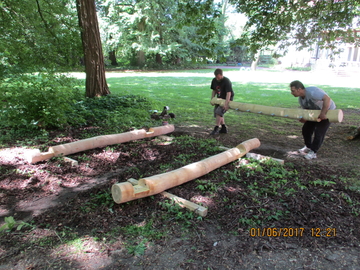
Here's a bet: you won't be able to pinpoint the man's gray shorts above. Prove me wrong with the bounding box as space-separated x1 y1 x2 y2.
214 105 226 117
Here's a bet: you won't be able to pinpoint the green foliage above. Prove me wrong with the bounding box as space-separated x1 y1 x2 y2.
81 190 115 213
158 199 196 227
122 219 165 255
230 0 359 54
0 73 157 141
196 180 218 193
0 216 34 232
0 73 83 130
98 0 223 68
69 94 155 130
0 0 82 76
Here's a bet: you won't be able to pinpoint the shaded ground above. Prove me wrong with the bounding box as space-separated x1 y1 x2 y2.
1 108 360 269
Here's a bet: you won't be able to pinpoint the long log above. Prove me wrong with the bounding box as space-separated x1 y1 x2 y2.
26 125 175 164
112 138 260 204
210 97 343 123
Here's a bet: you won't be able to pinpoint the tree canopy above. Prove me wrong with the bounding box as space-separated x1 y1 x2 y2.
0 0 82 77
230 0 360 55
98 0 224 67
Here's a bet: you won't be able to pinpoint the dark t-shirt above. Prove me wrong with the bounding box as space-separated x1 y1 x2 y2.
210 76 234 100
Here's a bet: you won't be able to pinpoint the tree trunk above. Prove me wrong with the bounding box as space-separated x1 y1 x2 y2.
156 53 162 64
109 50 118 66
136 17 146 68
137 51 146 67
251 51 261 71
76 0 110 98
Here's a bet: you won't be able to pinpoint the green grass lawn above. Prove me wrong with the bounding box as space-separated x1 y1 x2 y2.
105 68 360 129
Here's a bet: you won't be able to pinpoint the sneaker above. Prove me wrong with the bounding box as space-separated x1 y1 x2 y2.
219 125 228 134
304 150 317 160
298 146 311 154
210 126 220 135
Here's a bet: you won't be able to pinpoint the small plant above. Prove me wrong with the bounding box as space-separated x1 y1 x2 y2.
195 179 218 192
82 190 115 213
0 216 34 232
309 179 336 187
158 199 195 227
126 238 147 256
77 153 92 162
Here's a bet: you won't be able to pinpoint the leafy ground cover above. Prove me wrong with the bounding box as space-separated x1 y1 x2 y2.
1 68 360 269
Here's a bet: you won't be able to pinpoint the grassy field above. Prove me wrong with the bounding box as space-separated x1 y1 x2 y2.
103 68 360 131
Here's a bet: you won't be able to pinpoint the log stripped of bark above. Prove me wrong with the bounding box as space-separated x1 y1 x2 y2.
211 97 343 123
112 138 260 204
25 125 175 164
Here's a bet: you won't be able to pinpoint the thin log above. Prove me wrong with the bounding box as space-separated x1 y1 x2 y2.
246 153 284 165
127 178 207 217
26 125 175 164
211 97 343 123
112 138 260 204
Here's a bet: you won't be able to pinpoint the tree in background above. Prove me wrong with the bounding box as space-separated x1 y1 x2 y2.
98 0 224 68
229 0 360 57
0 0 82 78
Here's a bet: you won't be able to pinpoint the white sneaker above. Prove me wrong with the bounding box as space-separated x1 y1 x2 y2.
304 150 317 160
298 146 311 154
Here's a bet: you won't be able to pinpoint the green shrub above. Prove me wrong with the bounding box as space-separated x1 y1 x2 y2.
0 72 158 142
68 94 156 130
0 73 83 130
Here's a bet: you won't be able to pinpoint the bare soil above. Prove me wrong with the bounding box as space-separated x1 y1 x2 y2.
1 109 360 270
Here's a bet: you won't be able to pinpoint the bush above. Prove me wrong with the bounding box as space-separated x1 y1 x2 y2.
0 73 84 130
0 73 158 142
68 94 155 130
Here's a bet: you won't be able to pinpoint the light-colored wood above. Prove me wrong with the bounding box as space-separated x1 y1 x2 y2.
25 150 55 164
246 153 284 165
211 97 343 123
27 125 175 164
112 138 261 204
63 157 79 167
161 191 208 217
126 178 207 217
218 147 284 164
50 125 175 156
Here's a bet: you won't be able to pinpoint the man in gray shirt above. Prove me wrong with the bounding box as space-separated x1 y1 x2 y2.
290 80 336 159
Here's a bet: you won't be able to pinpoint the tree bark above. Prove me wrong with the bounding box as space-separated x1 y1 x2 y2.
109 50 118 66
76 0 110 97
251 51 261 71
137 17 146 68
155 53 162 64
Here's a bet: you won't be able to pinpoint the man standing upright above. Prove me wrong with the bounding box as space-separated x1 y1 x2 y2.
290 80 336 159
210 69 234 135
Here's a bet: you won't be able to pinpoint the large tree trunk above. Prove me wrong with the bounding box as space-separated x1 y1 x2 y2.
76 0 110 98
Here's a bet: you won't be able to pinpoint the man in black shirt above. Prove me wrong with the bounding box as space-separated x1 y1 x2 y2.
210 69 234 135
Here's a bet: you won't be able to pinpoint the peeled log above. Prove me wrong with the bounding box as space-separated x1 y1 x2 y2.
26 125 175 164
112 138 260 204
211 97 343 123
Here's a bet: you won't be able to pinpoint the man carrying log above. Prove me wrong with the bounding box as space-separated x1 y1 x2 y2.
209 69 234 135
290 80 336 160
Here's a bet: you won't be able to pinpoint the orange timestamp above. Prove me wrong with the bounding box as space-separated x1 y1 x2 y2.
249 228 337 237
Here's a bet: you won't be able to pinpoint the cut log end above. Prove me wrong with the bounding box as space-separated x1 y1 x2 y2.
112 182 135 204
236 138 261 153
337 109 344 123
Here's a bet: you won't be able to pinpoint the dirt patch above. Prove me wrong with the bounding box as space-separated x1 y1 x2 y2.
1 110 360 269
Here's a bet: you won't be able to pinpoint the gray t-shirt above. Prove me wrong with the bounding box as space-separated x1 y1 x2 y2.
298 87 336 110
